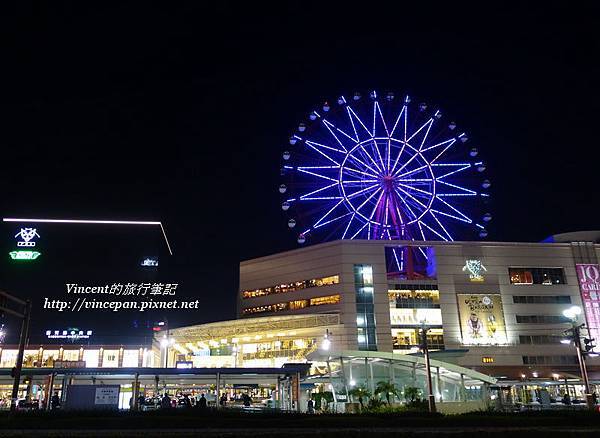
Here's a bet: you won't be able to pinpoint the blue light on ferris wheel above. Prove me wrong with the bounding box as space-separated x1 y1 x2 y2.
280 90 491 244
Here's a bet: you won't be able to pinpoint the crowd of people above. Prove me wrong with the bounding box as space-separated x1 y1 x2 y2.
132 392 254 410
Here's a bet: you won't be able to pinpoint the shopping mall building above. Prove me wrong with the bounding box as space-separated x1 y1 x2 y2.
1 231 599 410
149 232 600 389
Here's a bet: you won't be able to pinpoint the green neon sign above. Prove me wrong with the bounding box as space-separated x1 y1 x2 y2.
9 250 41 260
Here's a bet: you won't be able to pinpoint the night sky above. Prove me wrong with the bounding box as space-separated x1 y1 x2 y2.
1 3 599 344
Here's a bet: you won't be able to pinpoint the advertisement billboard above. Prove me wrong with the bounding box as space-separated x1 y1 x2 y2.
576 264 600 352
457 294 507 345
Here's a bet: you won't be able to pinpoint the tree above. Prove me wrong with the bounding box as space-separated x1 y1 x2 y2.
375 381 400 405
348 385 371 410
403 386 422 403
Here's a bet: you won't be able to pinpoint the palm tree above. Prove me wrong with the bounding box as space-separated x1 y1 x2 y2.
403 386 422 403
375 381 399 405
348 385 371 410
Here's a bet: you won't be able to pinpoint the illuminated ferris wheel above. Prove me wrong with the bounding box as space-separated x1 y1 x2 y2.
279 91 491 246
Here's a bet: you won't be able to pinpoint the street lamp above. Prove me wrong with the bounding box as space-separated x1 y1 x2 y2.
321 329 331 351
419 321 436 413
562 306 594 410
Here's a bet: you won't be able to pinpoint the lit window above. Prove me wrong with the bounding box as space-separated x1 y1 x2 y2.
242 275 340 299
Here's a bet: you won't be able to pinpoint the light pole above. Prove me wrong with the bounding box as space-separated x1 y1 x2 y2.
160 335 175 368
562 306 594 410
419 321 436 413
321 329 331 351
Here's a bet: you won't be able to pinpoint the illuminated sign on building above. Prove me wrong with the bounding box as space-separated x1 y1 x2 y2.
462 259 487 282
9 250 41 260
576 264 600 353
46 329 93 340
482 357 494 364
15 228 40 247
457 294 507 345
141 257 159 267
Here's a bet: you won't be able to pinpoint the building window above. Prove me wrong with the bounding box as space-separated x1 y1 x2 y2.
242 275 340 299
519 335 565 345
509 268 565 285
522 355 578 365
392 328 444 351
513 295 571 304
388 288 440 309
242 294 340 315
354 264 377 351
515 315 570 324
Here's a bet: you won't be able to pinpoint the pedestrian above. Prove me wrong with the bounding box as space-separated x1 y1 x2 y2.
161 393 171 409
198 393 207 409
183 394 192 408
50 392 60 410
219 393 227 407
307 398 315 414
592 392 598 405
561 392 571 405
242 393 251 407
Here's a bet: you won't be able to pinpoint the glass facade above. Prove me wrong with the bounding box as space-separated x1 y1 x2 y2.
388 284 444 352
242 294 340 316
354 264 377 351
509 267 565 285
242 275 339 299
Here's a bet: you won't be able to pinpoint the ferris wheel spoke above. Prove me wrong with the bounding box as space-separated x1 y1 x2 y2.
421 138 456 153
420 218 448 241
394 186 428 211
342 179 378 184
305 143 340 166
430 208 471 224
429 210 454 241
437 180 477 195
299 182 341 200
312 199 346 228
343 166 379 179
345 106 360 142
371 139 387 172
350 220 370 239
314 211 353 229
417 221 427 241
352 187 383 215
395 164 429 179
406 118 433 146
305 140 346 154
389 104 407 139
393 190 419 222
435 195 473 222
432 199 472 224
373 101 389 137
341 212 356 239
297 168 339 182
431 140 458 163
433 163 471 180
367 190 386 220
322 119 349 152
345 183 380 200
347 106 373 139
396 182 432 197
392 151 421 177
346 149 382 175
336 125 359 144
